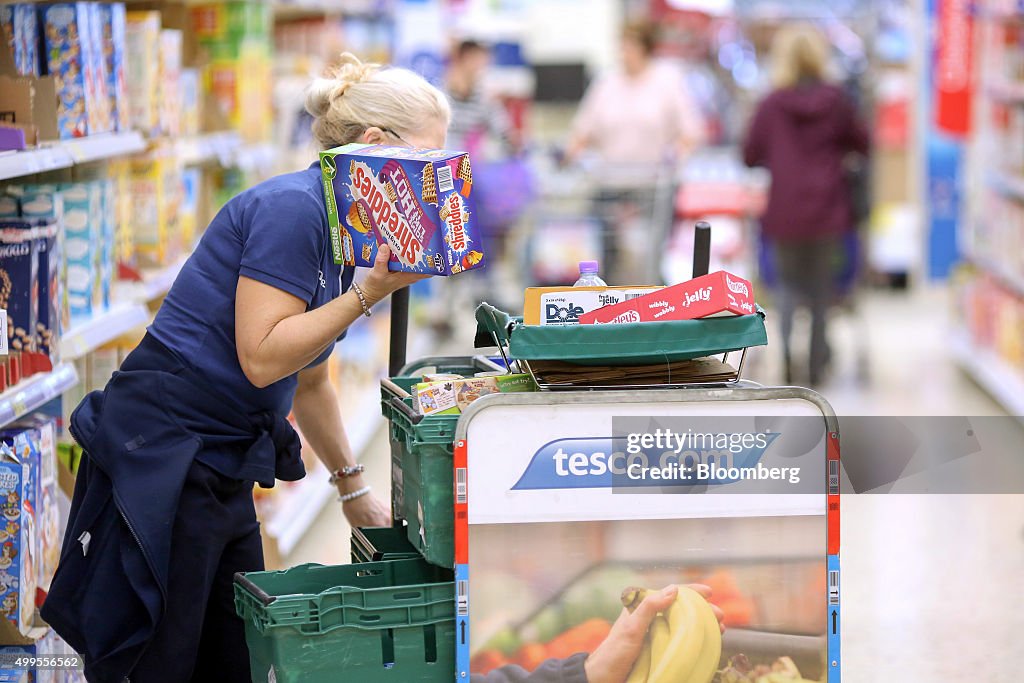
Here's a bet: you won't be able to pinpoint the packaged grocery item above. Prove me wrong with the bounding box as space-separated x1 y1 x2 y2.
413 381 459 416
159 29 183 137
9 415 57 596
319 143 485 275
97 3 129 132
0 4 38 77
0 224 38 366
89 345 119 391
40 3 95 138
85 2 113 134
0 197 18 219
0 438 38 641
494 373 537 393
33 221 60 368
129 148 180 268
180 167 201 248
124 11 160 137
180 68 201 136
454 377 499 411
579 271 756 325
98 179 116 309
59 183 99 321
522 286 662 326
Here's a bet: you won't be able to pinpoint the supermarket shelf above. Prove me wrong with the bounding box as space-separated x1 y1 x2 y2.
177 131 241 167
0 147 74 181
126 257 188 302
234 143 277 173
0 363 79 427
62 132 146 164
267 382 384 556
963 247 1024 298
0 132 146 182
987 170 1024 202
60 303 150 361
952 335 1024 420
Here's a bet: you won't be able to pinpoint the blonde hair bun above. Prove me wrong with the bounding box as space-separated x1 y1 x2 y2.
305 52 451 150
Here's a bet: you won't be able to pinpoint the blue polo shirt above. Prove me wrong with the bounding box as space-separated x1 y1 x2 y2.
148 163 355 419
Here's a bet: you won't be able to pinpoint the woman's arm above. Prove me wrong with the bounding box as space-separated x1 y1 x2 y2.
236 245 426 388
293 361 390 527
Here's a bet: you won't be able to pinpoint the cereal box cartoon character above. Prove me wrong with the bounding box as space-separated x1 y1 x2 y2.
0 541 16 570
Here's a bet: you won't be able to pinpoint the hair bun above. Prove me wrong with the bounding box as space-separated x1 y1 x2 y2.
329 52 381 100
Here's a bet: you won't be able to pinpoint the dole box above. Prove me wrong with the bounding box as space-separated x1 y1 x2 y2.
579 271 756 324
319 143 484 275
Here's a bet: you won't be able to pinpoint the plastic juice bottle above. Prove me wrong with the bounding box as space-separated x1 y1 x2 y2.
573 260 607 287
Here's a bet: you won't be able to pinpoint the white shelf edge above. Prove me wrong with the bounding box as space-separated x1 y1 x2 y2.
60 303 151 361
951 335 1024 420
963 248 1024 298
0 147 74 182
0 132 145 182
0 363 79 427
268 382 387 556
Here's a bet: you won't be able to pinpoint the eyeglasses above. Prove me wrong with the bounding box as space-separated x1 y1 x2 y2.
378 127 410 146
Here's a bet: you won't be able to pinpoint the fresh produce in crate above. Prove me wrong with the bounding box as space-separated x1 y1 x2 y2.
718 655 820 683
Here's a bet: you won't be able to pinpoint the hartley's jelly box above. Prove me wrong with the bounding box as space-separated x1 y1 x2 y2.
319 143 485 275
579 271 757 324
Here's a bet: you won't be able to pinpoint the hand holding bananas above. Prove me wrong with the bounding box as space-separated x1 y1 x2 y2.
583 585 725 683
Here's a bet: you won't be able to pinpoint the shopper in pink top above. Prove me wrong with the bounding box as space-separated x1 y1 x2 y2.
566 21 706 284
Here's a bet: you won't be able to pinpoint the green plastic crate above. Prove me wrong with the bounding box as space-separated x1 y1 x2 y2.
352 526 422 564
234 558 455 683
382 366 484 570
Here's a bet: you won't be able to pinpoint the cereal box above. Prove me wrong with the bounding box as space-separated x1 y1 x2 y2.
0 225 38 364
97 3 129 132
412 381 460 416
578 271 757 324
124 12 160 137
40 4 95 138
98 179 116 310
58 183 99 321
85 2 112 134
319 143 485 275
0 4 38 78
34 221 60 369
0 438 38 640
10 415 57 595
0 197 18 220
158 29 183 137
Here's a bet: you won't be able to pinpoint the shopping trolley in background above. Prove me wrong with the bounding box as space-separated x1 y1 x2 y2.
519 153 677 287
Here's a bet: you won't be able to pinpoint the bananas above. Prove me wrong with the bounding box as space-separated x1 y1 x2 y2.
620 586 722 683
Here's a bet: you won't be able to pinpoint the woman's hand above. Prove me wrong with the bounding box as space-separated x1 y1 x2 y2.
583 584 725 683
341 488 391 528
359 245 431 305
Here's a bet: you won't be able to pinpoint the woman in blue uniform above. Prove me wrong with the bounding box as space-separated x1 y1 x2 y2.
41 54 446 682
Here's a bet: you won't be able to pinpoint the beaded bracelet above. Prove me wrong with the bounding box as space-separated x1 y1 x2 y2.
338 485 372 504
350 282 372 317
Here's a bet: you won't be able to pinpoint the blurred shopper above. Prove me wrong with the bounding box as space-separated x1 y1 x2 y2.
743 24 869 385
566 21 705 284
446 39 516 157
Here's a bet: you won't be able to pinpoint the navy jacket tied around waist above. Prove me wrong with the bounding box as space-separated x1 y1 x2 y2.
40 366 304 682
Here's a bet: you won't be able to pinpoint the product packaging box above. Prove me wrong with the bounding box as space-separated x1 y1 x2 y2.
129 149 179 268
579 271 756 325
9 415 58 596
98 179 116 310
180 68 201 136
0 224 38 367
413 373 536 416
523 286 662 326
0 4 39 77
59 183 99 321
319 143 485 275
34 221 60 369
85 2 112 134
97 3 129 132
124 11 160 137
158 29 183 137
0 438 38 641
40 3 99 138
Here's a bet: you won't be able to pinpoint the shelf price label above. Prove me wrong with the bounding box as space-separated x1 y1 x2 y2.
0 309 7 355
11 392 28 417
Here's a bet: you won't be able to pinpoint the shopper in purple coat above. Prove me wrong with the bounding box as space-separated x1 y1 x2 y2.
743 24 870 385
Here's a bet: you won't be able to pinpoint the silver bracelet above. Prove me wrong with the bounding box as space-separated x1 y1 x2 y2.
350 281 373 317
329 464 365 484
338 485 372 504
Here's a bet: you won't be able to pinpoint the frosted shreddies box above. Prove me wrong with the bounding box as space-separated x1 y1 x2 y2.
319 143 485 275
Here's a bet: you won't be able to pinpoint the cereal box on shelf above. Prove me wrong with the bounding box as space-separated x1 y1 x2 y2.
40 3 96 138
9 415 58 595
0 438 38 642
97 3 129 132
0 4 39 78
124 11 160 137
58 183 99 321
33 221 60 369
158 29 183 138
319 143 485 275
0 224 38 372
129 149 179 268
85 2 112 134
